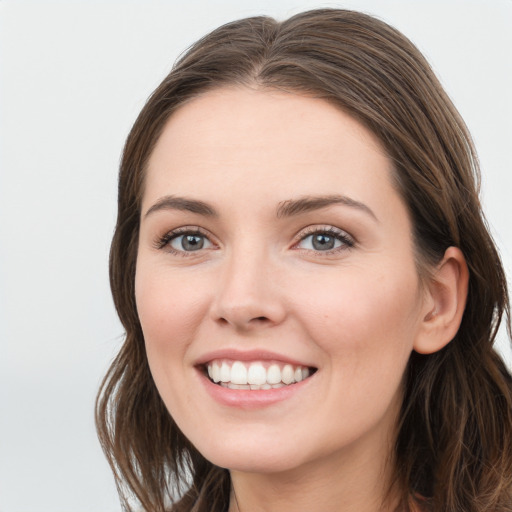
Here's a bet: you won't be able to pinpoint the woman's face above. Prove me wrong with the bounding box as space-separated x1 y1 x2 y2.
135 87 431 475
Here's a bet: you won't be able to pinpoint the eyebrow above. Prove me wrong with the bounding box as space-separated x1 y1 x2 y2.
143 193 377 221
276 194 378 221
144 195 217 218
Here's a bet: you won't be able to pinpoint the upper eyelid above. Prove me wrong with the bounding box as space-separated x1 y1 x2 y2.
155 226 217 250
164 226 213 238
293 225 354 241
291 225 356 253
154 224 355 250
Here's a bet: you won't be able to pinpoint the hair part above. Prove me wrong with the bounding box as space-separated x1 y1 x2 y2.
96 9 512 511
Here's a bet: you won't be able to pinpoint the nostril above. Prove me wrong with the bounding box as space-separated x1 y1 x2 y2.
248 316 270 326
216 315 271 329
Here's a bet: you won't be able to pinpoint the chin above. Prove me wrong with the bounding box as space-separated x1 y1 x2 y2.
191 434 308 474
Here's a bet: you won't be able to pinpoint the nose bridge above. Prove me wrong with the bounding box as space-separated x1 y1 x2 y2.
211 238 285 329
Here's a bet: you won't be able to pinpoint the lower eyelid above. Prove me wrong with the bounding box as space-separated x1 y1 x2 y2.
296 236 352 253
154 226 354 255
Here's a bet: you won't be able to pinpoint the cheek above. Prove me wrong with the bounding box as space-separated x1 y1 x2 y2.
134 265 211 365
295 266 421 376
134 264 216 425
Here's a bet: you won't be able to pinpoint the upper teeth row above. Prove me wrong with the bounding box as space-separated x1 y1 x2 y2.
207 360 310 386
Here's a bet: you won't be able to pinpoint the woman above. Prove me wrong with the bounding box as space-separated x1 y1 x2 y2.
96 8 512 512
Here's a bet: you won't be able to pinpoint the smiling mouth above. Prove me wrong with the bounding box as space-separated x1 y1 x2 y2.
204 359 317 390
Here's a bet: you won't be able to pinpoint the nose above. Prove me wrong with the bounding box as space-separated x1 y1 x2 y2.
210 247 287 331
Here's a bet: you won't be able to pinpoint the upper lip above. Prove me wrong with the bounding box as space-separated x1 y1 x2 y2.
194 349 316 368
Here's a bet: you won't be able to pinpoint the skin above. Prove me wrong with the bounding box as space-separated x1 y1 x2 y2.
135 87 467 511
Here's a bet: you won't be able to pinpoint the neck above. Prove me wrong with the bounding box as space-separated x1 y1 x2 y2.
228 443 400 512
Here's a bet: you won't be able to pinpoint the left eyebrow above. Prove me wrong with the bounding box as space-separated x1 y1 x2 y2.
276 194 378 222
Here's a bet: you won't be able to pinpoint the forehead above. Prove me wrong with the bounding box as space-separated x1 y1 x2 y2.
143 87 397 216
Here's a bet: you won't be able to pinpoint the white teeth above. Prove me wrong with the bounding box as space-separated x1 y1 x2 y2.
247 363 266 385
231 383 250 390
212 361 220 383
220 362 231 382
267 364 282 385
281 364 294 384
230 361 247 385
206 360 314 389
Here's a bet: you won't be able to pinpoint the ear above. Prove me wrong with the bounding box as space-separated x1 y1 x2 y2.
413 247 469 355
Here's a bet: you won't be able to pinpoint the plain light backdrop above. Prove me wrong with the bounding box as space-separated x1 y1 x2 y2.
1 1 511 511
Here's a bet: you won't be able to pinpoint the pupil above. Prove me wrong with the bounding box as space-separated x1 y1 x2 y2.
312 234 334 250
182 235 204 251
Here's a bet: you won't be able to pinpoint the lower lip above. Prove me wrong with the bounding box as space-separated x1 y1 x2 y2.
198 370 314 409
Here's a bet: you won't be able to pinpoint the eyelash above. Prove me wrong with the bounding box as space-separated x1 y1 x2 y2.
292 226 355 255
155 225 355 256
154 227 216 256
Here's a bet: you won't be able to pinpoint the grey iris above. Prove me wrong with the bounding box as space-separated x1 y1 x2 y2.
182 235 204 251
312 234 335 250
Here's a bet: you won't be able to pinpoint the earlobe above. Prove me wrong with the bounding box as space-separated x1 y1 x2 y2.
413 247 469 355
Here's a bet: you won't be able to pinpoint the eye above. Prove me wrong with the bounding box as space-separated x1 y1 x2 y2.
300 233 340 251
156 228 215 254
170 233 212 252
295 227 354 253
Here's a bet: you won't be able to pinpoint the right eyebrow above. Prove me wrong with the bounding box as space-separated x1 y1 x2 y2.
143 195 217 219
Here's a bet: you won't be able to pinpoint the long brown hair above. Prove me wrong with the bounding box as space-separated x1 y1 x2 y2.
96 9 512 511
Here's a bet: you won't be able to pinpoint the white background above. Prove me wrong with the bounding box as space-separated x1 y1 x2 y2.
0 1 511 511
